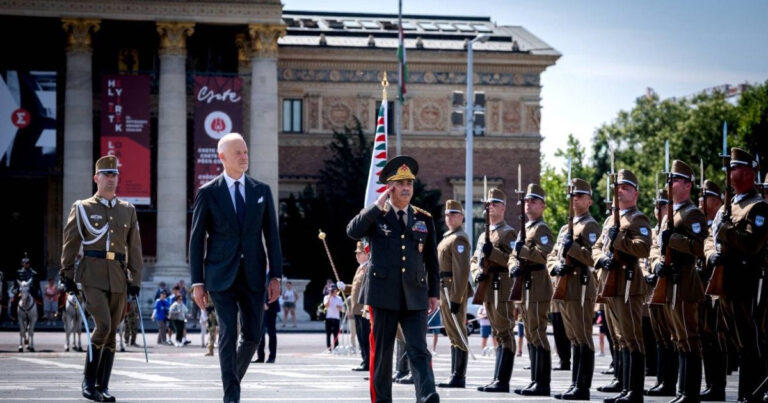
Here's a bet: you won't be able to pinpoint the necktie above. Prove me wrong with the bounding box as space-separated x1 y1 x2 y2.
397 210 406 232
234 181 245 228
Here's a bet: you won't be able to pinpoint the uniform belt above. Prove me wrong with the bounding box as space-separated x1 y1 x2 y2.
439 272 453 278
84 250 126 262
526 263 546 272
489 266 507 274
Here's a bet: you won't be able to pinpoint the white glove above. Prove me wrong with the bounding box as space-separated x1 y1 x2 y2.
336 281 346 290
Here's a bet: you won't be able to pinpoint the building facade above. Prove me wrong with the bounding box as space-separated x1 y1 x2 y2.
0 0 559 282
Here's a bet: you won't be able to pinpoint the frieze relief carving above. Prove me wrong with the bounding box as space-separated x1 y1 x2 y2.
157 21 194 56
277 68 539 87
357 96 371 130
413 98 449 132
488 100 500 134
308 95 320 131
402 100 410 131
61 18 100 53
502 100 522 134
526 105 541 132
322 97 356 131
279 134 540 150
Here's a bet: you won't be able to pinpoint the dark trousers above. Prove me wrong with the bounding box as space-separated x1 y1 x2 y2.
722 297 768 400
257 306 277 361
325 318 340 349
209 266 265 402
354 314 371 367
171 319 185 343
551 311 571 366
370 307 436 403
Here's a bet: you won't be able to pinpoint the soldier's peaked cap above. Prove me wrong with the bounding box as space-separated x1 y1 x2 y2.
487 188 506 204
730 148 758 168
95 155 119 174
445 199 464 215
703 180 722 199
524 183 546 201
571 178 592 195
670 160 695 182
380 155 418 183
656 188 669 204
617 169 639 190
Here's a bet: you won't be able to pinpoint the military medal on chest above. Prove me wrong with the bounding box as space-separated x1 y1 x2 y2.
413 220 428 253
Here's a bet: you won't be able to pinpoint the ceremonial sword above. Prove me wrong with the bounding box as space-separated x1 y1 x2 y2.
441 287 476 360
134 294 149 362
71 292 93 362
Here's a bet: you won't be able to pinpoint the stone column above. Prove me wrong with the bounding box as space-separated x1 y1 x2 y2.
235 33 252 142
61 18 100 226
248 24 285 206
154 22 194 282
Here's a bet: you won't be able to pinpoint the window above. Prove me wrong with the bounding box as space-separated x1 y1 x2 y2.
282 99 302 133
374 101 394 135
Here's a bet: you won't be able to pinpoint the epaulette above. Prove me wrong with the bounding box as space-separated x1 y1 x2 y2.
412 205 432 217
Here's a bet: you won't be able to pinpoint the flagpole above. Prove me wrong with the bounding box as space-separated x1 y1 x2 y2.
396 0 403 156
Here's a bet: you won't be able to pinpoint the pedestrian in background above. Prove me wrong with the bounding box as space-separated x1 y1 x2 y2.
205 300 218 357
281 281 298 328
255 296 280 363
43 278 59 324
323 285 344 352
152 290 169 345
168 294 188 347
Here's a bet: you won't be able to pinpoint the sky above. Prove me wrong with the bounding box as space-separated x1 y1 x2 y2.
282 0 768 166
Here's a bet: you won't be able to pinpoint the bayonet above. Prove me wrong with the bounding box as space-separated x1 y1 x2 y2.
134 294 149 362
442 287 476 360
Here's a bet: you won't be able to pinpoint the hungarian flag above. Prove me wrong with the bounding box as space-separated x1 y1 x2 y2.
364 101 388 207
397 23 408 102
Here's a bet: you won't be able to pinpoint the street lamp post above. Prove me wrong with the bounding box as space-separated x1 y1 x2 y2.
465 33 490 246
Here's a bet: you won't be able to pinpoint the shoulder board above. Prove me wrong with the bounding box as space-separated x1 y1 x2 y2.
630 209 646 219
503 224 514 231
412 206 432 217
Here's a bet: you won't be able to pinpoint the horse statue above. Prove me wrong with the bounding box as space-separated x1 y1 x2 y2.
17 279 37 352
63 293 83 352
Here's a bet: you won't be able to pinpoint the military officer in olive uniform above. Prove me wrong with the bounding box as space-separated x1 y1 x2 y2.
507 183 555 396
436 199 472 388
351 240 371 372
649 160 708 402
60 155 142 402
346 155 439 403
697 180 728 401
704 148 768 402
645 188 679 397
593 168 652 403
471 188 518 393
548 178 602 400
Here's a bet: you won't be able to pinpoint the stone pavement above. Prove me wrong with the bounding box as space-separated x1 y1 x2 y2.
0 330 742 402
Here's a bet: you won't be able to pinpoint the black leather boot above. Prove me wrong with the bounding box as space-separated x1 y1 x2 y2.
671 351 702 403
599 348 623 394
514 344 537 394
604 348 630 403
96 348 116 402
520 346 550 396
647 345 678 396
478 346 501 391
439 346 467 388
616 350 644 403
700 351 726 401
556 344 581 399
480 347 513 392
438 346 457 387
563 344 594 401
82 346 102 401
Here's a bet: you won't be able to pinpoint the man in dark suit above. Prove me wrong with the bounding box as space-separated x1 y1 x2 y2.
347 155 440 403
190 132 282 403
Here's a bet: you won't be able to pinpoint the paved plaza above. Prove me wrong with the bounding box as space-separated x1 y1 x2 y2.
0 329 742 402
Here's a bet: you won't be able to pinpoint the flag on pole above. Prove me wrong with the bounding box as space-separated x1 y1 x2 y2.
397 0 408 102
364 101 388 207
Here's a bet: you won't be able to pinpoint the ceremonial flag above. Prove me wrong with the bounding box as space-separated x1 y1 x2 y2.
364 101 388 207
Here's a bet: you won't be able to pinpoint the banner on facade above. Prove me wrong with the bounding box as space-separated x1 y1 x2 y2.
193 75 243 197
0 70 57 172
100 74 151 205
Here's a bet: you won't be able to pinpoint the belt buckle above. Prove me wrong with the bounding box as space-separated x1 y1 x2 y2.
106 251 115 260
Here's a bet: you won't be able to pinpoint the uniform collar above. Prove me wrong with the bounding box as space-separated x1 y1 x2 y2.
733 188 757 204
489 220 506 231
94 194 118 208
388 201 410 215
673 199 692 212
443 226 462 237
526 217 543 229
620 206 637 217
574 213 590 224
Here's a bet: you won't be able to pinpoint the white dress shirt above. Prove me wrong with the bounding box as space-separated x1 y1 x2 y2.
223 172 246 211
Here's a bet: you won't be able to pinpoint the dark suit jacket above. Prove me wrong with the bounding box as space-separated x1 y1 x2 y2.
189 174 282 293
346 203 439 311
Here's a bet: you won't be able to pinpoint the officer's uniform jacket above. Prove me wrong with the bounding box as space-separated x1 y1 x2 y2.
60 194 143 293
346 202 439 311
649 199 707 303
593 206 652 297
470 221 517 300
437 228 472 304
547 214 602 301
508 218 555 303
350 261 369 316
704 189 768 297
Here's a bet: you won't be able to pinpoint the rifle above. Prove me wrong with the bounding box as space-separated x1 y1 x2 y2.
553 157 573 301
472 196 491 305
599 148 620 299
509 165 526 302
651 141 674 305
706 122 730 298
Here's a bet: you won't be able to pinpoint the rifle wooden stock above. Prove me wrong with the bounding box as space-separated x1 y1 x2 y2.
706 154 731 298
472 203 492 304
509 274 524 302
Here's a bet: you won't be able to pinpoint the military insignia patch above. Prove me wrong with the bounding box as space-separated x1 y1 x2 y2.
413 220 428 233
640 227 649 236
457 245 465 254
510 241 515 249
692 222 701 234
589 233 597 243
89 214 103 221
757 215 765 227
540 236 549 245
258 196 264 204
379 224 392 236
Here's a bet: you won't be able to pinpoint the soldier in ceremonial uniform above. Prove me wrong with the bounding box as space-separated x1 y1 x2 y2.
346 155 439 403
548 178 602 400
60 155 143 402
471 188 518 393
697 180 729 401
593 169 652 403
11 254 41 320
649 160 708 402
645 188 679 397
704 148 768 403
350 241 371 372
123 298 139 347
436 200 472 388
507 183 555 396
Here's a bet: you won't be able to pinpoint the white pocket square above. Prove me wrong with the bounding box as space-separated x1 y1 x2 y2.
258 196 264 204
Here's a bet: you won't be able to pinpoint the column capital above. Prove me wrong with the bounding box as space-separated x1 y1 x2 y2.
156 21 195 56
61 18 100 53
235 33 252 68
248 23 285 59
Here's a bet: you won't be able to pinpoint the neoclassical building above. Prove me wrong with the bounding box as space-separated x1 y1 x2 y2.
0 0 559 282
